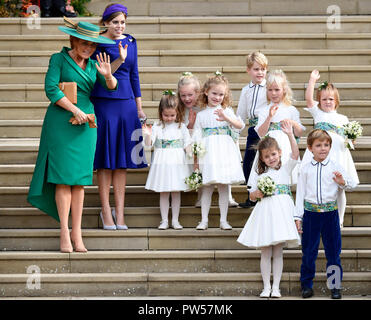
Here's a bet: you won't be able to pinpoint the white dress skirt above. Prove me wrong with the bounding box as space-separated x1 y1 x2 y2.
300 102 360 227
192 105 245 185
237 157 301 248
145 122 192 192
247 103 305 187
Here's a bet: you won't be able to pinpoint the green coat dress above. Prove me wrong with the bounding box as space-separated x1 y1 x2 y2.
27 47 115 222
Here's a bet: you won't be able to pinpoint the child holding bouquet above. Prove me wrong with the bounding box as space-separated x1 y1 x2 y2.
143 91 192 230
301 70 360 226
237 122 301 298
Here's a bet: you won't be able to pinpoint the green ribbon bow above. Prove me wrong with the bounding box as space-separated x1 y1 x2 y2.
318 81 328 91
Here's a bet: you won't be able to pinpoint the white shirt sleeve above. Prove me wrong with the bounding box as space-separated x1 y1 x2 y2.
294 168 307 220
236 87 248 123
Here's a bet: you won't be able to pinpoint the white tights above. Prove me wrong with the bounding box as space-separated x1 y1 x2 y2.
159 192 181 223
260 244 284 290
200 184 229 222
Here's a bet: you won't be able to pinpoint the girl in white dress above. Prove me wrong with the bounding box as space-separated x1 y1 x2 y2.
192 72 245 230
247 69 305 187
301 69 359 227
177 72 238 207
143 92 192 230
237 122 301 298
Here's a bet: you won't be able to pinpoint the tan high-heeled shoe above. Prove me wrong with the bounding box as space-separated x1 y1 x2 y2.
70 234 88 253
60 229 73 253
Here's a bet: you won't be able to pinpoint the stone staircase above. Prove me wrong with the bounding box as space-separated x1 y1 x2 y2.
0 3 371 298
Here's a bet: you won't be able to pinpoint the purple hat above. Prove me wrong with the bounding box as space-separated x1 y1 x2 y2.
102 4 128 21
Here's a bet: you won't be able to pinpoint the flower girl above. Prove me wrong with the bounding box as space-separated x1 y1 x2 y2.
143 91 191 229
192 72 245 230
237 122 301 298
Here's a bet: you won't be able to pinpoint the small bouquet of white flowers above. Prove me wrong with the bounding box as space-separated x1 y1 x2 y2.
185 169 203 191
257 176 276 200
343 121 363 150
187 142 206 159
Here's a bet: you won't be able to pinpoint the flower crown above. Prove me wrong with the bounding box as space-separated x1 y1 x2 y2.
318 81 328 91
163 90 176 96
182 71 193 77
214 70 223 76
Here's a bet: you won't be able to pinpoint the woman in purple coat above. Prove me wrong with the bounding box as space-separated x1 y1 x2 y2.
90 3 147 230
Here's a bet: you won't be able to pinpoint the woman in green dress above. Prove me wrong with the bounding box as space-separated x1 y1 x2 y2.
28 20 118 253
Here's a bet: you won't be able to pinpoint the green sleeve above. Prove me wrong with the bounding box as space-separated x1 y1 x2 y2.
96 70 118 92
44 53 65 105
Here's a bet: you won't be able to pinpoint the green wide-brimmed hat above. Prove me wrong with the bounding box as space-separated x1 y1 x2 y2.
58 17 115 44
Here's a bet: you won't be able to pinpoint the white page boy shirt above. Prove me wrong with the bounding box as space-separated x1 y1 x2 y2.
295 155 357 221
237 79 267 125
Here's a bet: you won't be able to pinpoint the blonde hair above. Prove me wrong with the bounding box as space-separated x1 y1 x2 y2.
199 73 232 109
158 94 183 128
246 51 268 69
316 83 340 110
177 73 201 120
266 69 293 105
307 129 332 148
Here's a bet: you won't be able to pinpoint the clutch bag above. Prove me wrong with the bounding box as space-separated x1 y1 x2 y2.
59 82 77 104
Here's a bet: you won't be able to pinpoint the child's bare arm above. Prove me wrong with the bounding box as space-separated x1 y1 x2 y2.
257 104 279 137
249 190 264 201
281 121 299 160
306 70 320 108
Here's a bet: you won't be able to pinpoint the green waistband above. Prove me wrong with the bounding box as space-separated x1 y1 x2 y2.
248 117 258 127
154 138 183 149
304 200 338 212
314 122 345 138
268 122 300 143
202 126 239 142
274 184 292 196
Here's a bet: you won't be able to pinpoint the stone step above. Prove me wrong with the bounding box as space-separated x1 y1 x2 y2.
2 49 371 68
1 99 371 121
0 249 370 274
1 117 371 140
0 203 370 229
2 65 371 84
0 160 370 187
2 33 371 51
0 185 371 209
86 0 371 16
0 271 370 297
0 227 370 251
1 136 371 164
2 82 371 103
3 16 371 35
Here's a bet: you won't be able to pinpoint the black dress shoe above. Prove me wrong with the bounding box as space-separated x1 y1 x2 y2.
331 288 342 299
302 287 314 298
238 199 256 208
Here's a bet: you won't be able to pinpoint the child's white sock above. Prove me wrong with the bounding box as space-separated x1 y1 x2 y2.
170 191 181 222
201 184 214 222
272 243 283 290
260 246 273 290
160 192 170 222
217 184 229 222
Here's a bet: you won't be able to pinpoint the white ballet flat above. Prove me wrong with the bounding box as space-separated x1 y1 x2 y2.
260 288 271 298
196 221 208 230
220 220 232 230
100 211 117 230
158 220 169 230
111 209 128 230
171 220 183 230
271 288 281 298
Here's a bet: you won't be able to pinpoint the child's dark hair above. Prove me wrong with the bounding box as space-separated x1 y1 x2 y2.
158 93 183 128
255 136 281 175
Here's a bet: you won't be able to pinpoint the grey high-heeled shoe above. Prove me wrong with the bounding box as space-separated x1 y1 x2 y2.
100 211 117 230
112 209 128 230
